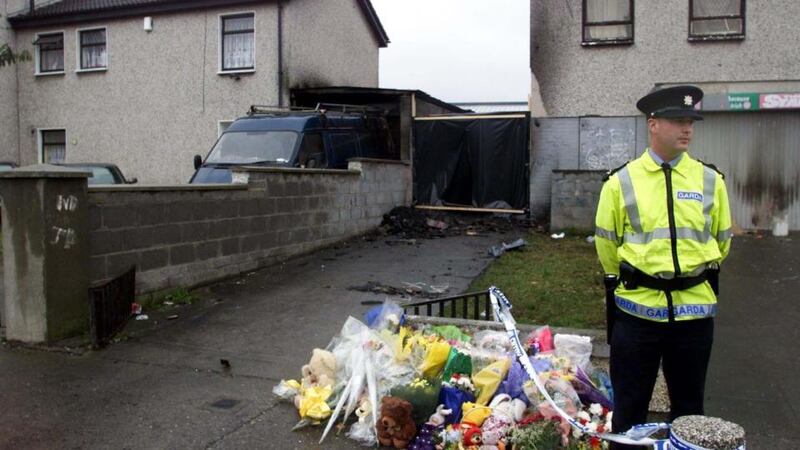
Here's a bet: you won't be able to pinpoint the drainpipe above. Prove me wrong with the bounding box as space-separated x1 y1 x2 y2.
277 0 284 106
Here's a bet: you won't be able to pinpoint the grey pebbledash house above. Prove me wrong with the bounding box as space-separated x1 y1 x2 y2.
530 0 800 231
0 0 389 184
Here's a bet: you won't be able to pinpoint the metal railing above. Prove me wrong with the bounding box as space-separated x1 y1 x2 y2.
402 290 492 321
89 266 136 348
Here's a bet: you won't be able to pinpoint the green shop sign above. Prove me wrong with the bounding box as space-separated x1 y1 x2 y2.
701 92 800 112
726 93 759 111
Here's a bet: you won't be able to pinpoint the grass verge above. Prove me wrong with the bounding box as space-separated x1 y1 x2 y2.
468 231 606 329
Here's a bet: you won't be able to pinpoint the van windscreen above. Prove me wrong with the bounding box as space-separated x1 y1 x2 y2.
206 131 299 164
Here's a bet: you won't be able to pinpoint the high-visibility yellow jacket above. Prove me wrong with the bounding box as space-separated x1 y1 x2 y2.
595 150 732 322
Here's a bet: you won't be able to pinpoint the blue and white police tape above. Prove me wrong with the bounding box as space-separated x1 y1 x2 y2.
488 286 666 447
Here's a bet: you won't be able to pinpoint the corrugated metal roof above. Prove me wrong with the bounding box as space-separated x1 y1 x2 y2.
9 0 389 47
452 102 530 114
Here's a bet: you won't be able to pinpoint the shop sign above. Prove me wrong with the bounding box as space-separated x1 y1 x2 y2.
727 93 759 111
759 93 800 109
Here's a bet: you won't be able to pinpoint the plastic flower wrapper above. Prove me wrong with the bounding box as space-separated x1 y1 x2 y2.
346 396 377 446
554 333 593 372
272 379 301 401
473 357 511 405
441 347 473 381
363 300 405 331
495 357 535 406
524 325 554 355
320 316 415 444
429 325 471 344
418 339 452 379
438 382 476 425
390 377 443 426
472 329 513 354
523 374 582 415
571 365 613 410
592 369 613 406
464 345 509 375
380 326 429 366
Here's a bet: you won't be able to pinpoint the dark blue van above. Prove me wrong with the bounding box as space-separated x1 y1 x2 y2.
190 105 396 184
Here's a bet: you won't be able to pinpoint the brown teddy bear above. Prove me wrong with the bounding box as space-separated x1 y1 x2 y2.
377 396 417 449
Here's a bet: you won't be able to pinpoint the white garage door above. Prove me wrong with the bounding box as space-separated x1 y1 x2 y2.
691 111 800 231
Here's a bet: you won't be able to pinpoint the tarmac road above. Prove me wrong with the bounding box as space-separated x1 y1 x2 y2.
705 232 800 448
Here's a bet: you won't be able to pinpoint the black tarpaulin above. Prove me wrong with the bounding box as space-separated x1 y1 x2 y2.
413 116 529 210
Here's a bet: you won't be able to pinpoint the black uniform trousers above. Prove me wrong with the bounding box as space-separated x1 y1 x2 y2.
609 308 714 450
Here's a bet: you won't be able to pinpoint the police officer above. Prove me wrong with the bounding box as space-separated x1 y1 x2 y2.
594 85 732 449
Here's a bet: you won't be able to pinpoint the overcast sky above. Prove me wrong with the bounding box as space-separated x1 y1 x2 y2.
371 0 530 104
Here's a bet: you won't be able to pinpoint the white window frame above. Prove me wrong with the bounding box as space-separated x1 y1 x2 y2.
218 11 256 75
76 26 108 73
218 120 235 137
34 30 65 76
37 128 67 164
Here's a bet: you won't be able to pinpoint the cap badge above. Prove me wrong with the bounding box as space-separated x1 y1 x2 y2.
684 95 693 106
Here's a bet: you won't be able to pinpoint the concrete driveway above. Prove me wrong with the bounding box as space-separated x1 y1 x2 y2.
0 230 519 449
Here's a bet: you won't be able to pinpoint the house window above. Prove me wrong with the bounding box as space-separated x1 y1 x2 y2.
40 129 66 164
34 32 64 74
689 0 745 40
221 13 255 72
582 0 634 45
78 28 107 70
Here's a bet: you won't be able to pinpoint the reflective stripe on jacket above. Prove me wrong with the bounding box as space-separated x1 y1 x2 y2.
595 150 732 322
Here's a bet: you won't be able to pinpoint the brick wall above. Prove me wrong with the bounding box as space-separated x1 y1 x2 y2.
87 159 410 293
549 170 605 233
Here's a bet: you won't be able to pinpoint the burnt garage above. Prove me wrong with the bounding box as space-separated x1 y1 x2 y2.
690 93 800 231
291 86 467 162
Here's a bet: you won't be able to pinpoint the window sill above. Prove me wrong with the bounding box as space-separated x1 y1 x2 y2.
688 35 745 42
35 71 65 77
581 40 634 47
76 67 108 73
218 69 255 76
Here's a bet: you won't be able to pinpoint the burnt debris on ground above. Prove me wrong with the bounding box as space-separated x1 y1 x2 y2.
377 206 535 240
349 281 450 300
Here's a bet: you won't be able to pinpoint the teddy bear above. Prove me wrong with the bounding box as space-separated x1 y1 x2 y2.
294 348 337 409
479 394 527 449
377 396 417 449
301 348 337 388
461 423 483 447
347 396 377 445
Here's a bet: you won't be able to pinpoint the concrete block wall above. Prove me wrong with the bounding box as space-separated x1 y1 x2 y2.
530 117 579 221
549 170 605 233
87 159 410 294
531 116 647 223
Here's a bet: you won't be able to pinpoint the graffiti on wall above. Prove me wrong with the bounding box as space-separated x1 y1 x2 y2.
51 194 78 249
580 118 636 170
